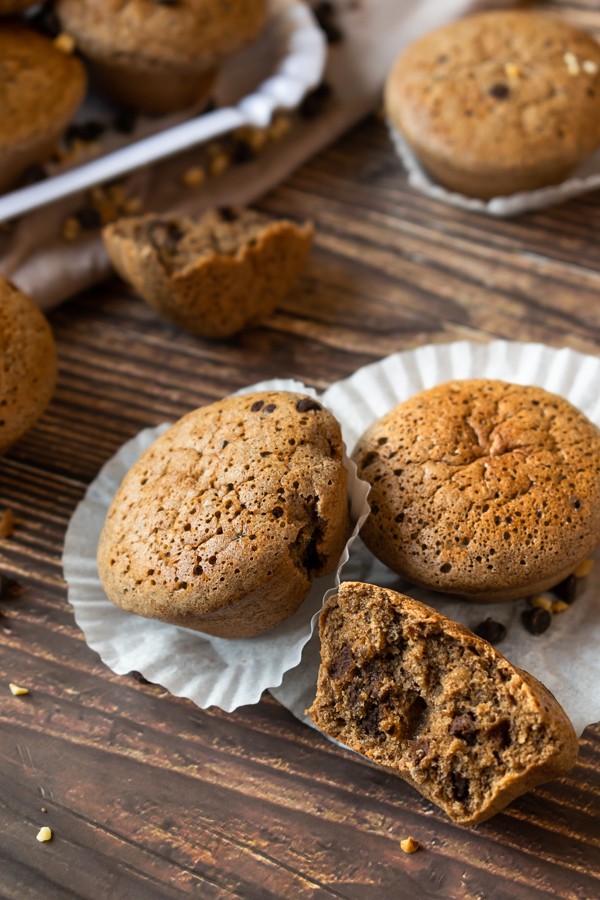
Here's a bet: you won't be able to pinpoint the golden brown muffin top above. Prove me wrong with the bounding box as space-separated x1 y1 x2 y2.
0 25 86 151
353 379 600 599
385 11 600 177
55 0 267 71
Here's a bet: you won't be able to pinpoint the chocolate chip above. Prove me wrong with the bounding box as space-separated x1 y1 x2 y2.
232 139 257 165
474 617 507 644
272 506 284 519
552 573 578 605
75 206 102 230
299 83 332 120
19 164 47 187
296 398 322 413
448 712 477 745
360 704 380 737
129 670 150 684
66 121 106 145
488 83 510 100
263 403 276 414
113 108 137 135
451 771 470 803
522 607 551 635
29 6 62 38
250 400 264 412
328 644 354 680
218 207 238 222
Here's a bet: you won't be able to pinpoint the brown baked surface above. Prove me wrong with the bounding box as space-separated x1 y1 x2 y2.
307 582 579 826
103 209 314 338
55 0 267 72
353 379 600 602
97 391 349 638
0 277 57 455
0 24 86 152
385 11 600 198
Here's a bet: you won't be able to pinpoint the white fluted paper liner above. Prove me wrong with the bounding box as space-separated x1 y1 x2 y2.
272 341 600 736
388 122 600 217
63 378 370 712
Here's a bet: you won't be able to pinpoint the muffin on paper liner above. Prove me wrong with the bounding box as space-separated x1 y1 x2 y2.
63 378 371 712
272 341 600 738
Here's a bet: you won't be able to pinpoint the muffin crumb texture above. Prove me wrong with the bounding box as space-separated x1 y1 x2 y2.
308 582 579 826
353 379 600 602
97 391 349 638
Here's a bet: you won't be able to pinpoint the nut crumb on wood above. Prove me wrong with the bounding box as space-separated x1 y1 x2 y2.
574 559 594 578
0 509 14 538
36 826 52 843
9 683 29 696
400 836 419 854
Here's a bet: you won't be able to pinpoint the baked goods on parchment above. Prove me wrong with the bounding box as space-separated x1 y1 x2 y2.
103 208 313 338
353 379 600 602
385 11 600 198
308 582 579 826
97 391 349 638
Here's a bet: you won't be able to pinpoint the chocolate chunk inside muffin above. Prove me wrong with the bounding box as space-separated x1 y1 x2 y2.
97 391 349 638
353 379 600 602
307 582 578 826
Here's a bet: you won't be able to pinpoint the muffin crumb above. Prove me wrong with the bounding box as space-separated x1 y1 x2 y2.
36 826 52 843
400 836 420 854
9 683 29 696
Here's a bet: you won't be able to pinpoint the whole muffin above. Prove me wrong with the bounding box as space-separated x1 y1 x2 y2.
97 392 349 638
0 24 87 192
353 379 600 602
55 0 267 115
385 11 600 198
308 582 578 826
103 209 314 338
0 277 57 455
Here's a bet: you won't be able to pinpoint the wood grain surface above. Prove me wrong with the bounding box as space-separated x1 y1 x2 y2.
2 3 600 896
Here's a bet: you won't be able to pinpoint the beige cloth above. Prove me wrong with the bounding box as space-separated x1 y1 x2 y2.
0 0 508 311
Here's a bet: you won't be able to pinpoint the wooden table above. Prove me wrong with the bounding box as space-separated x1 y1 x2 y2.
2 17 600 900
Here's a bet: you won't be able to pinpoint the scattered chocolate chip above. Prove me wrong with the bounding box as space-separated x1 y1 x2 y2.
232 139 257 165
218 207 239 222
552 573 578 605
250 400 264 412
474 617 507 644
75 206 102 230
129 671 150 684
451 771 470 803
360 704 380 737
328 644 354 680
522 607 551 636
19 164 47 187
448 712 477 745
262 403 277 414
66 121 106 146
296 398 322 413
299 83 332 120
29 6 62 38
488 83 510 100
272 506 284 519
113 108 137 135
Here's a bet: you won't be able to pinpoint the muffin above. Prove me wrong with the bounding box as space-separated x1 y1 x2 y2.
0 24 87 193
97 392 349 638
353 379 600 603
385 11 600 198
0 277 57 455
103 209 314 338
308 582 579 827
55 0 267 115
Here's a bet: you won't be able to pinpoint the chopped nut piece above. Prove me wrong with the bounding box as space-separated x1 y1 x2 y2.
9 683 29 696
530 593 553 613
0 509 14 539
505 62 521 78
53 32 75 54
269 116 292 140
209 153 230 177
574 559 594 578
474 617 506 644
552 600 570 614
400 836 419 854
62 217 81 242
36 826 52 843
583 60 599 75
181 166 206 189
564 52 580 76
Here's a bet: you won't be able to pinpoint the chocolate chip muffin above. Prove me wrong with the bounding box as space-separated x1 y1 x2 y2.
308 582 579 826
385 11 600 198
97 392 349 638
55 0 267 114
0 277 57 455
353 380 600 603
0 24 87 193
103 209 313 338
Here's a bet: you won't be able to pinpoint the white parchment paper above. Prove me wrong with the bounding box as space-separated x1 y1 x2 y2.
62 378 370 712
272 341 600 736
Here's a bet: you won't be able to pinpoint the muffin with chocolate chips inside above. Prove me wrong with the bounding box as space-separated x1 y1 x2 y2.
385 10 600 198
308 582 578 826
97 391 349 638
54 0 267 114
353 379 600 602
103 208 313 338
